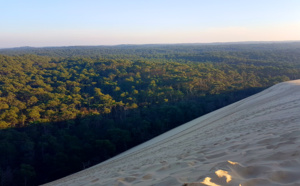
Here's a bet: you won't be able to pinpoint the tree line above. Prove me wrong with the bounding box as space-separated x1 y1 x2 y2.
0 43 300 185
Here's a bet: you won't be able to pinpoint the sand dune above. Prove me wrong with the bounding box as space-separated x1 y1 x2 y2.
44 80 300 186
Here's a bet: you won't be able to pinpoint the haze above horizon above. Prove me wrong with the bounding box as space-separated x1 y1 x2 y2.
1 0 300 48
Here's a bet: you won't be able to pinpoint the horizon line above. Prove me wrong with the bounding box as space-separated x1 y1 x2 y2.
1 40 300 50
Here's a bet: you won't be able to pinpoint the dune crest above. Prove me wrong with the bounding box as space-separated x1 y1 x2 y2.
44 80 300 186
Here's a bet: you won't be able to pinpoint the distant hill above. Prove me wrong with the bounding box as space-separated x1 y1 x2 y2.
1 41 300 58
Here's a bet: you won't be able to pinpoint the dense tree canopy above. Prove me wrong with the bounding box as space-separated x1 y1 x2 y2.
0 43 300 185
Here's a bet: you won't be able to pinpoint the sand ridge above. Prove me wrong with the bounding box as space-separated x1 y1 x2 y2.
43 80 300 186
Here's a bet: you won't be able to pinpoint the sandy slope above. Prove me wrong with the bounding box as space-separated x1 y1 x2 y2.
44 80 300 186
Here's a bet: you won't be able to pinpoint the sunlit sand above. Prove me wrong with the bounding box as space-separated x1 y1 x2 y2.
44 80 300 186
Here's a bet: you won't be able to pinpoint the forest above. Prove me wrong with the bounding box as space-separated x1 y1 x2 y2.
0 42 300 185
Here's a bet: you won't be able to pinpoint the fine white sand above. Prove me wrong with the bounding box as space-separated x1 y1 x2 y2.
44 80 300 186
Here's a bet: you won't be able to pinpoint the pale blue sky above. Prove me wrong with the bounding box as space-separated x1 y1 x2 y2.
1 0 300 48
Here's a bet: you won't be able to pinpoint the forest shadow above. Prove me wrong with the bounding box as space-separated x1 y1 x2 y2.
0 86 265 186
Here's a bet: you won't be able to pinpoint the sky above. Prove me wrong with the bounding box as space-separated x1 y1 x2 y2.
1 0 300 48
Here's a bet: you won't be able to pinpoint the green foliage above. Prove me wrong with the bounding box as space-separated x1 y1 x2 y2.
0 43 300 185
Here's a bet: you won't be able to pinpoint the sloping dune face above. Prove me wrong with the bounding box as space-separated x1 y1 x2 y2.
44 80 300 186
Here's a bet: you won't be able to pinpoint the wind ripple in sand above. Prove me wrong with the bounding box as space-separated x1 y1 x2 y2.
44 80 300 186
